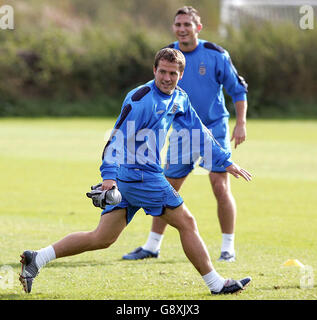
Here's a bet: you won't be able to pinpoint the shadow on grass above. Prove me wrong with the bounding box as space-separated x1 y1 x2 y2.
8 259 118 269
0 292 64 300
0 293 23 300
260 284 317 291
115 258 186 264
9 257 186 270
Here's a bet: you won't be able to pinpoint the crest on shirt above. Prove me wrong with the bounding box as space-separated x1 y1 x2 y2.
199 62 206 75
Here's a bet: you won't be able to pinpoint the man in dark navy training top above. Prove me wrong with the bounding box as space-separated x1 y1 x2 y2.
123 6 248 262
19 48 252 295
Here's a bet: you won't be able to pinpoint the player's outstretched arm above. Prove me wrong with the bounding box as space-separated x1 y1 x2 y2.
226 163 252 181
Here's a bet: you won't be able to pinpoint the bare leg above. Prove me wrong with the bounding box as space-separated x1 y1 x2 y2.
53 209 127 258
209 172 236 234
160 203 213 275
150 176 187 235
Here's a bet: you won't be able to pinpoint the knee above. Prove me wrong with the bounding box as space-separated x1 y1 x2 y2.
179 212 198 233
163 205 198 233
89 231 118 250
210 178 231 200
100 239 116 249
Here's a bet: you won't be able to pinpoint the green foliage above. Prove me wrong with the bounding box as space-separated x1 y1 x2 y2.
0 26 156 96
0 1 316 117
221 22 317 118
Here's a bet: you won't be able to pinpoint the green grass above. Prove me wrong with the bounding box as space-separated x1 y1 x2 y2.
0 118 317 300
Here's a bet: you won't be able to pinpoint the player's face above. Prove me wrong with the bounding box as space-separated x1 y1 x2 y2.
153 59 183 95
173 14 201 49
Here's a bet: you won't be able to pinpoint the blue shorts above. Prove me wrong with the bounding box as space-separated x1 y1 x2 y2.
102 168 183 224
164 117 231 177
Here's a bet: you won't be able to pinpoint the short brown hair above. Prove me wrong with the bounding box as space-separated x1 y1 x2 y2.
174 6 201 26
154 48 186 73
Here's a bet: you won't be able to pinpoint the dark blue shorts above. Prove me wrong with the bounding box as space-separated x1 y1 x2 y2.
102 168 183 224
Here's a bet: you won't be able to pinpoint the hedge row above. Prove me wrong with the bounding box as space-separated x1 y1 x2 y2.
221 22 317 117
0 22 316 117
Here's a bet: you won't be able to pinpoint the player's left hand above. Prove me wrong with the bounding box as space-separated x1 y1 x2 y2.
226 163 252 181
231 123 246 149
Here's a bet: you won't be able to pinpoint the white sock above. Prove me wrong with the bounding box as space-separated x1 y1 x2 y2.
35 245 56 269
202 269 226 293
221 233 235 255
142 232 164 253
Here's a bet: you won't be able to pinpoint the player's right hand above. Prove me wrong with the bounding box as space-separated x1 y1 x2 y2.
102 179 117 191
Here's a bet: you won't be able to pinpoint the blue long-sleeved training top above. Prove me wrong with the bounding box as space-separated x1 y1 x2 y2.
168 39 248 128
100 80 233 181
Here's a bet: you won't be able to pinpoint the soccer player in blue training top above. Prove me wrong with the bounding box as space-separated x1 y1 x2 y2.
123 6 248 262
19 48 252 295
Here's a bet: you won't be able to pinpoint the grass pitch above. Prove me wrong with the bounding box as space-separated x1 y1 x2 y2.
0 118 316 300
